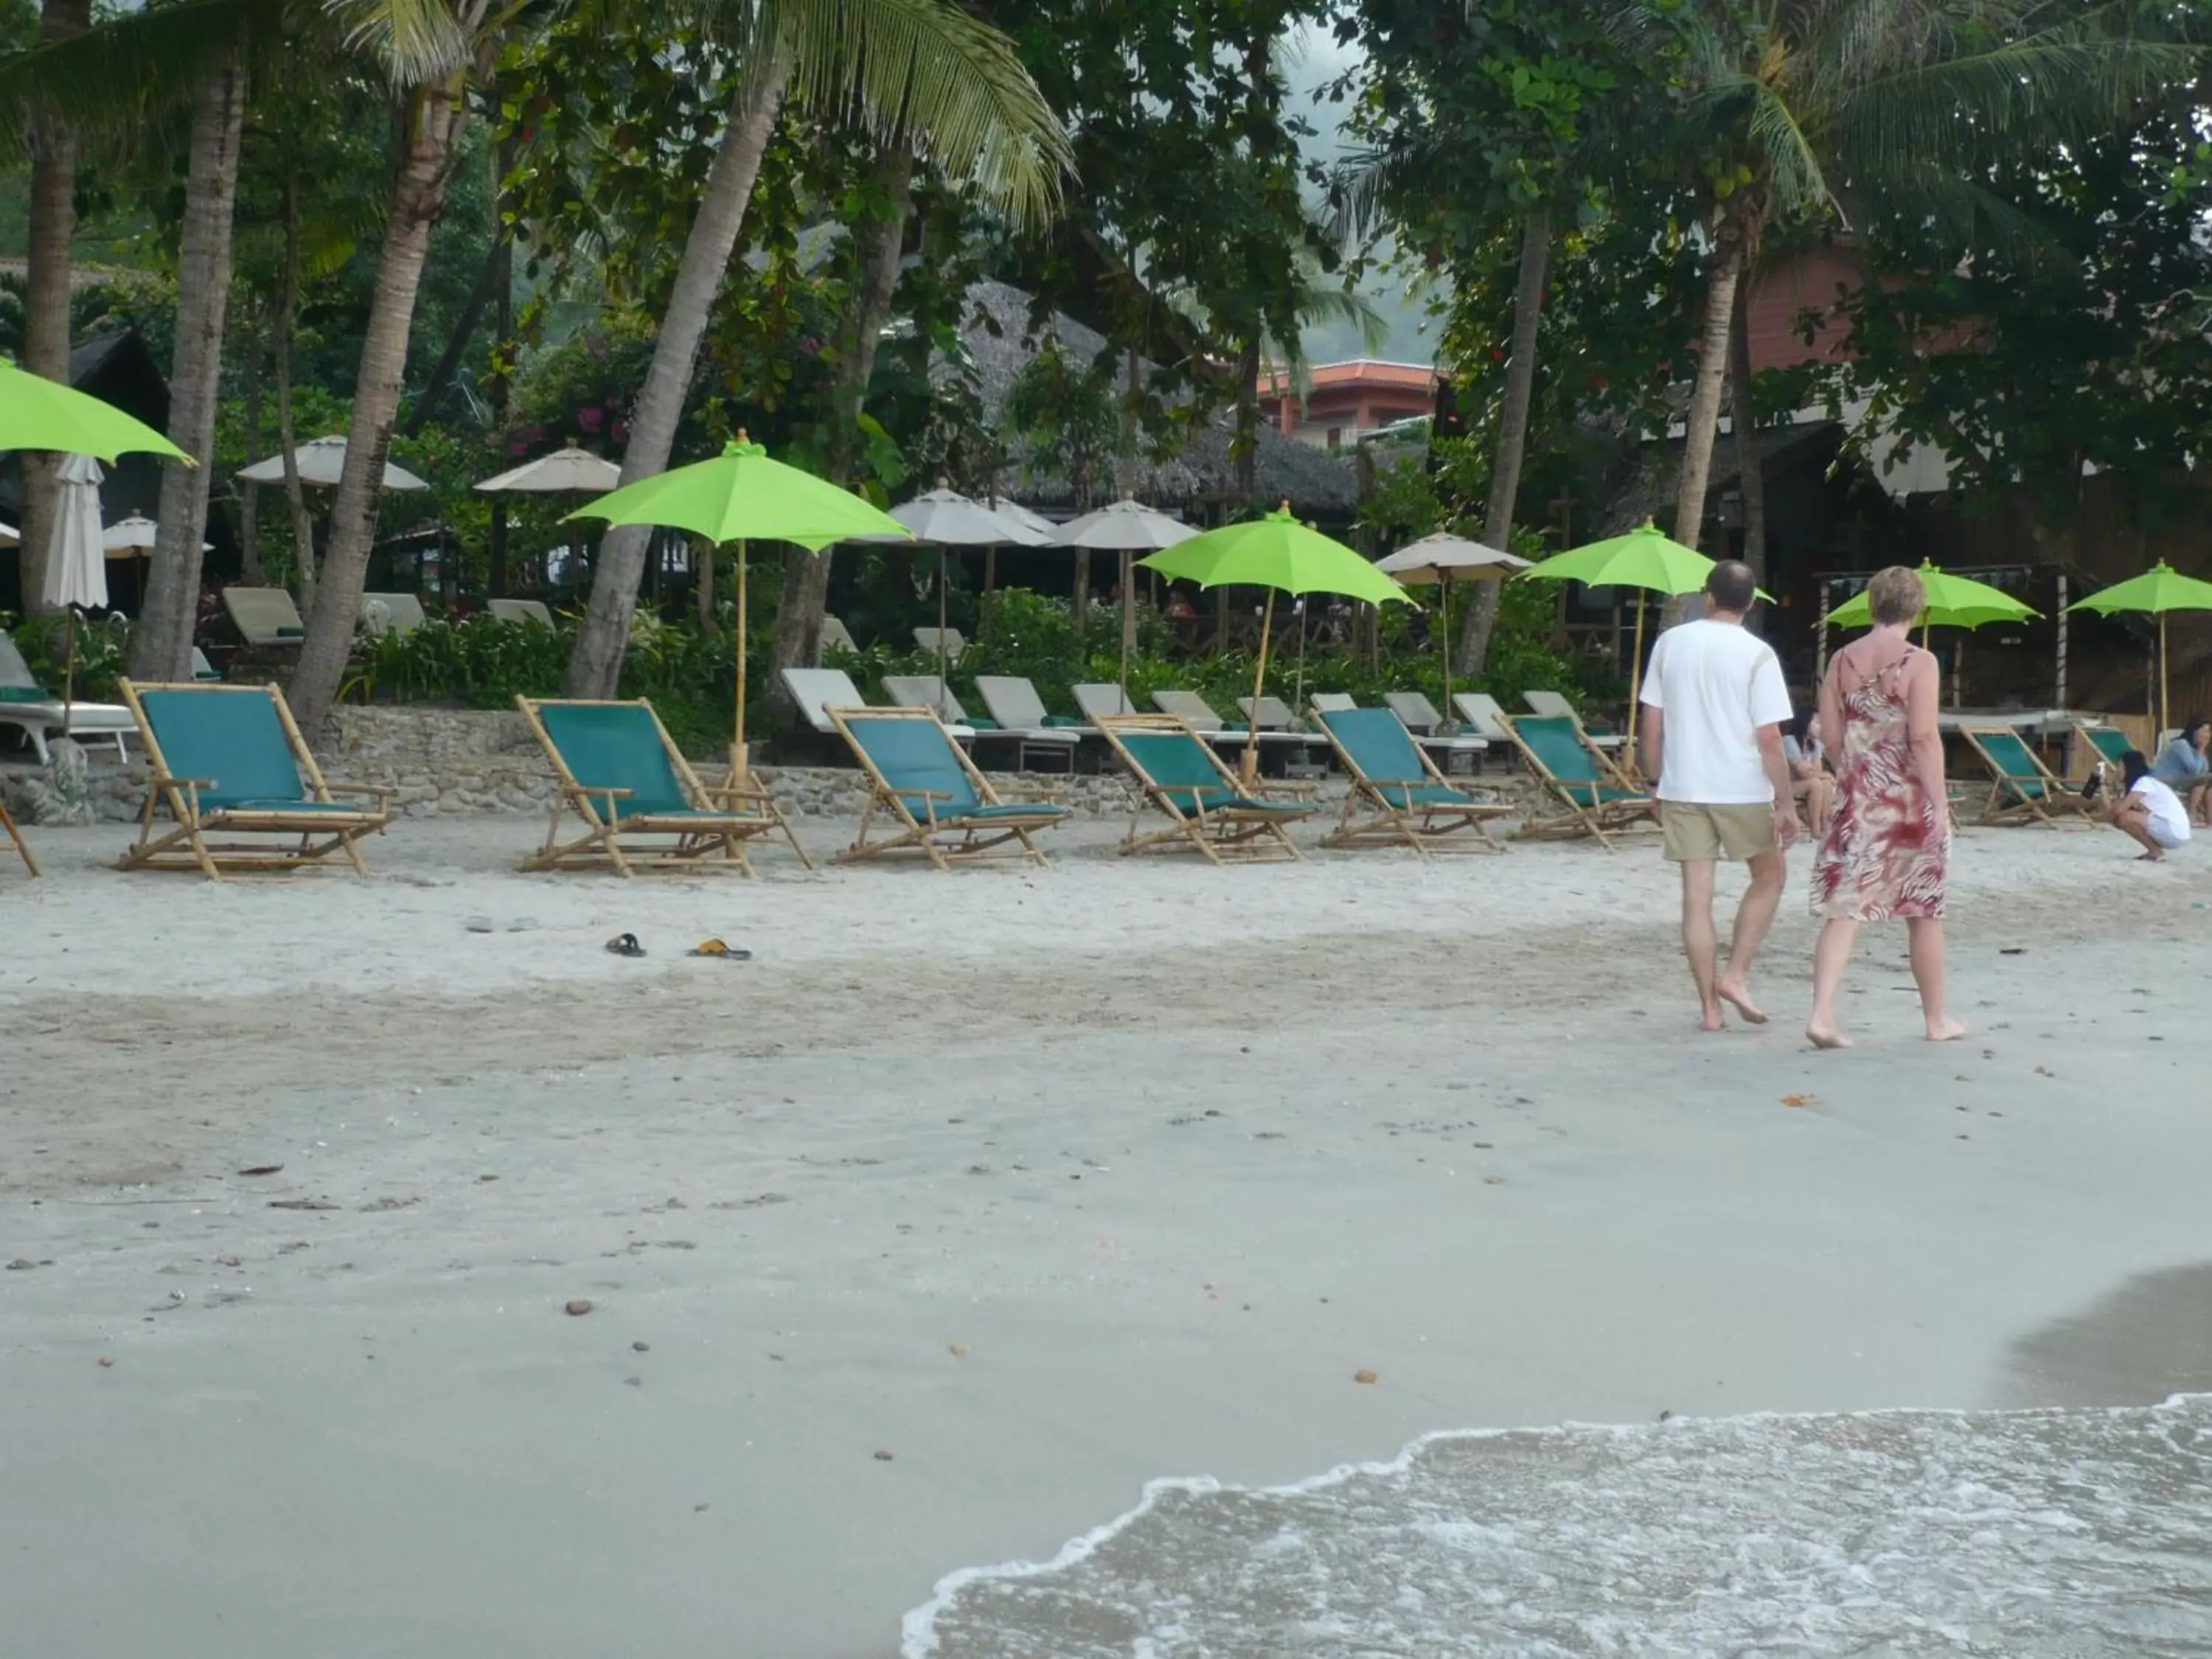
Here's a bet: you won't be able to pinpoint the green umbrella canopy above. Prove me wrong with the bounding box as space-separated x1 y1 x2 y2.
565 435 909 548
1826 563 2037 630
1136 506 1411 606
0 355 190 463
1519 522 1717 596
2062 561 2212 616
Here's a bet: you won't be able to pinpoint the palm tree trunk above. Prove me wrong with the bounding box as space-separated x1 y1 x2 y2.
766 136 911 712
1672 238 1744 557
566 58 792 700
289 75 470 733
1727 276 1767 582
237 308 267 585
1234 333 1262 502
19 0 91 616
1459 201 1550 678
133 41 248 682
273 170 319 616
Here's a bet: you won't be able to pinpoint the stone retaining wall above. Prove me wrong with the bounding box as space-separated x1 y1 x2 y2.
3 705 1528 829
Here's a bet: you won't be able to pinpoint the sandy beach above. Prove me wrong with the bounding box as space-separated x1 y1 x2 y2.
4 814 2211 1657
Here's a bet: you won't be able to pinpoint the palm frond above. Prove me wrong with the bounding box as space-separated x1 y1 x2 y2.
771 0 1072 230
325 0 470 87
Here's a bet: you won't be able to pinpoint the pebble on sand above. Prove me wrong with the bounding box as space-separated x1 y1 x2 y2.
1354 1369 1379 1385
565 1298 594 1316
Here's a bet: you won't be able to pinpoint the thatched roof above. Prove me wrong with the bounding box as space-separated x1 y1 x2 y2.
947 280 1360 518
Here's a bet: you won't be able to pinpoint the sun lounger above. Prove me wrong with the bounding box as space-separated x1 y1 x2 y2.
1524 689 1626 751
975 675 1088 735
783 667 975 742
1380 690 1489 769
1073 682 1142 726
1150 689 1311 756
1310 692 1356 716
1452 692 1515 745
221 585 306 650
891 674 1082 773
1316 706 1509 855
1958 725 2095 827
115 680 392 879
488 597 555 628
1093 712 1316 863
913 625 966 663
827 705 1068 870
1503 712 1658 849
358 592 428 639
1237 695 1305 731
190 647 220 681
0 627 135 762
818 614 858 659
514 698 806 876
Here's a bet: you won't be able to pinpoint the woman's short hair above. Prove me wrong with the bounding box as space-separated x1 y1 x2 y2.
1865 566 1924 627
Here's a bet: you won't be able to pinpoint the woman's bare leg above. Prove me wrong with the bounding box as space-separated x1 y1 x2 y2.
1806 917 1859 1049
1909 917 1967 1041
2107 798 2165 860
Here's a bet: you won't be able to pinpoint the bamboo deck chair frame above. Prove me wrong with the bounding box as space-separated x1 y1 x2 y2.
827 705 1067 871
1315 706 1510 855
0 796 38 877
116 680 392 879
2073 721 2132 778
1501 712 1657 849
1093 712 1315 864
1958 724 2095 827
515 697 810 877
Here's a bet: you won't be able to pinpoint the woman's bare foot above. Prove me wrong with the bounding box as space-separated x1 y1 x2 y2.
2137 850 2166 862
1806 1023 1853 1051
1716 980 1770 1025
1925 1015 1969 1043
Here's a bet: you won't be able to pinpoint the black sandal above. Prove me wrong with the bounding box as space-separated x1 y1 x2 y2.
605 933 647 957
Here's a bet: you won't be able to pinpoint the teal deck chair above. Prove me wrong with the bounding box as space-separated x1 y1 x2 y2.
518 698 808 876
1958 725 2091 827
117 680 392 879
1502 712 1656 849
828 706 1067 870
1094 713 1315 863
1317 706 1510 855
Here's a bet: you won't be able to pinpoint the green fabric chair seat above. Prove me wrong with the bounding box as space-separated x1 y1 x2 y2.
1975 731 2057 799
1556 783 1647 807
922 801 1069 823
1158 787 1304 815
1516 715 1618 787
538 703 692 818
139 689 310 810
1376 784 1476 810
2084 728 2131 765
845 715 984 818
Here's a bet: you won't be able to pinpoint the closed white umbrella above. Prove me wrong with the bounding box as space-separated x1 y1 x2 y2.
1053 499 1202 702
102 514 212 554
1376 532 1533 717
237 434 430 491
44 453 107 719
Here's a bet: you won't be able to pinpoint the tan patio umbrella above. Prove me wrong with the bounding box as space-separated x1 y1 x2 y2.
1051 499 1201 709
862 484 1052 688
474 446 622 596
1376 532 1532 716
238 434 431 491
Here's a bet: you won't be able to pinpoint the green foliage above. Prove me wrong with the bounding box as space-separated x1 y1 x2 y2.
2 612 130 703
1002 342 1120 508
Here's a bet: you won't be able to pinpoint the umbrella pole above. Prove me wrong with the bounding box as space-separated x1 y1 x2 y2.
61 608 78 728
1243 589 1275 788
937 546 950 693
1119 551 1133 709
1294 599 1307 715
983 546 997 645
732 538 748 782
1438 574 1453 718
2161 612 2170 737
1625 594 1647 777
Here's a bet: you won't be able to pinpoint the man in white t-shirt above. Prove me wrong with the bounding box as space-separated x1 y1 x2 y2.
1638 560 1798 1032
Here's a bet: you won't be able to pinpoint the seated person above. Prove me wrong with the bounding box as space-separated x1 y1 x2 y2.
2106 748 2192 861
1782 712 1835 836
2152 715 2211 827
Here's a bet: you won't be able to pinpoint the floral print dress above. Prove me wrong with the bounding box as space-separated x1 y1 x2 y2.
1811 647 1949 921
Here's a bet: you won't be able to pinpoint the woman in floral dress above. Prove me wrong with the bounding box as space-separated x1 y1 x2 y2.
1806 566 1967 1048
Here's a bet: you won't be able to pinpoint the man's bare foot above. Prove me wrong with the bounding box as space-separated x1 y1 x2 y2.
1700 1003 1728 1034
1716 980 1769 1025
1925 1016 1969 1043
1806 1023 1853 1050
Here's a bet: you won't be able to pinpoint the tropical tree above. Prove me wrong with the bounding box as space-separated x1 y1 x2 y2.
1608 0 2197 577
559 0 1073 702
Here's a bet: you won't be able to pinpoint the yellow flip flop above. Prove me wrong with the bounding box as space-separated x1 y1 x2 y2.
690 938 753 961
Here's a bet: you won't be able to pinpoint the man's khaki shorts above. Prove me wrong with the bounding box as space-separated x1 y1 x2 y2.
1660 801 1778 863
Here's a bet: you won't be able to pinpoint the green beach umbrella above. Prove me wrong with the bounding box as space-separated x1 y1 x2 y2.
0 356 189 462
1519 522 1730 773
1140 504 1411 782
1826 562 2037 633
568 433 910 776
2065 561 2212 735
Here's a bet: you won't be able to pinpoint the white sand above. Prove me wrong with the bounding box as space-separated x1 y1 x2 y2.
3 815 2210 1657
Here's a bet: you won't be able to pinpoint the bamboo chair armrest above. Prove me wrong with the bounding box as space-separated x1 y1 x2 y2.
153 772 218 790
321 782 393 801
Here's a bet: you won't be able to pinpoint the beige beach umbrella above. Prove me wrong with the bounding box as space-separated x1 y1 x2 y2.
862 485 1053 687
1377 532 1532 716
1052 499 1201 706
238 434 431 491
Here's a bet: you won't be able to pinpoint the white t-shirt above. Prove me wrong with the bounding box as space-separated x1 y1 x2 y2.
1639 619 1794 804
2132 776 2191 849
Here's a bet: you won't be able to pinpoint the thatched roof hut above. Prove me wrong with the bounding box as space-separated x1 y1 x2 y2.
949 281 1360 519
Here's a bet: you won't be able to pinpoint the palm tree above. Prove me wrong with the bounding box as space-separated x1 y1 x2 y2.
289 0 509 731
1610 0 2194 567
561 0 1072 700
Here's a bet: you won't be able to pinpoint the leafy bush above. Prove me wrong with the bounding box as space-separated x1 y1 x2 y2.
1 611 130 702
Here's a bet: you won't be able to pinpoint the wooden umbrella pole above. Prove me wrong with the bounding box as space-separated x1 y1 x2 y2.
1244 588 1276 788
1439 573 1453 717
1119 550 1133 708
937 545 950 693
2161 612 2170 738
732 538 748 781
